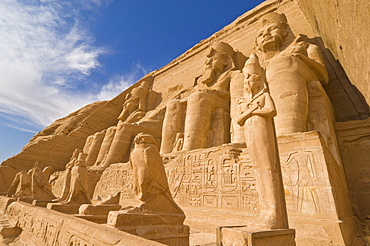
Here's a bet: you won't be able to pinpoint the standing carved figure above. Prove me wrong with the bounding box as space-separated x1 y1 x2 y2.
53 149 81 202
236 54 288 229
29 165 56 200
129 133 184 215
63 153 91 205
6 170 32 198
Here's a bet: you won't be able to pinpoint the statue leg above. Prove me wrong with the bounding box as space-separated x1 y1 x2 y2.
183 91 229 151
246 117 288 229
160 99 184 154
101 122 135 167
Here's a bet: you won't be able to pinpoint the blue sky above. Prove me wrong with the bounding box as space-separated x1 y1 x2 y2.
0 0 265 162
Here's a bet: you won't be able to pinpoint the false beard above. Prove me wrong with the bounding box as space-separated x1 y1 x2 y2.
199 68 216 86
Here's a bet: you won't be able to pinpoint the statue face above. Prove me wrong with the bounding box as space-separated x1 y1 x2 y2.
244 74 261 95
205 48 225 74
256 22 284 52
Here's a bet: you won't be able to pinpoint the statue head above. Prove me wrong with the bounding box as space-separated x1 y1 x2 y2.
255 12 289 52
134 133 156 146
201 42 235 85
139 79 150 89
242 54 265 97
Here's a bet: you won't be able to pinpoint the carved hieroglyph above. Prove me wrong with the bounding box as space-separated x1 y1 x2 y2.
236 53 288 229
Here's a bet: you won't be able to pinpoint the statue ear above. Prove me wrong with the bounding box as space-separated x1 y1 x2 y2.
222 54 234 69
222 54 229 65
281 24 289 38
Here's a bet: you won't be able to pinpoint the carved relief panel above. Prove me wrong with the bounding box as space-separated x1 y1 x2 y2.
163 145 258 212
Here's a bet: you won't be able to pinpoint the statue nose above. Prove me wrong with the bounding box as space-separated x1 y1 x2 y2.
263 29 270 37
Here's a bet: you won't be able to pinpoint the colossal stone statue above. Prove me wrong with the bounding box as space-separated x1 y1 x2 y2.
118 80 150 123
255 12 328 135
161 42 243 153
236 54 288 229
93 126 116 166
183 42 236 151
91 78 162 170
85 130 106 166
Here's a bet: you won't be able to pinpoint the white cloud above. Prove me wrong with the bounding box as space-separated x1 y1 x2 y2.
97 62 149 101
0 0 131 129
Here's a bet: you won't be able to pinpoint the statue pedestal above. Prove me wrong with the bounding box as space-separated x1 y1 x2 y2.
217 226 296 246
17 197 34 204
76 204 122 224
32 200 54 207
75 214 108 224
0 196 16 214
107 210 189 246
79 204 121 215
47 203 80 214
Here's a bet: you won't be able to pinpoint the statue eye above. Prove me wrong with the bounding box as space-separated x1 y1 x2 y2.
268 26 278 32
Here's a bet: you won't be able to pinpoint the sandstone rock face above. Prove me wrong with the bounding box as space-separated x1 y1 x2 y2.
297 0 370 118
1 0 370 245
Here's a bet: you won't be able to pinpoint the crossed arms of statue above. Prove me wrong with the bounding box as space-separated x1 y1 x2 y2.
236 88 276 126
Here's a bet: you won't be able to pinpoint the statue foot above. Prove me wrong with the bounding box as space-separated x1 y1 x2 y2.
249 212 282 230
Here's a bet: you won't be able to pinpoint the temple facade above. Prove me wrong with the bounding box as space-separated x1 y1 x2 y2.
1 0 369 245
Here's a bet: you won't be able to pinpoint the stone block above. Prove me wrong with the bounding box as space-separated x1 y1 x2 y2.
79 204 121 215
217 226 296 246
75 214 108 224
17 197 34 204
47 203 80 214
0 196 16 214
32 200 51 207
107 211 185 228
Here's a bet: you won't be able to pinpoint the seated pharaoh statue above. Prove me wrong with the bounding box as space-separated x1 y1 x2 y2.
89 78 162 171
161 42 244 154
253 12 328 136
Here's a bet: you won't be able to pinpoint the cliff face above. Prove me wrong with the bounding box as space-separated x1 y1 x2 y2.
2 97 124 171
296 0 370 117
